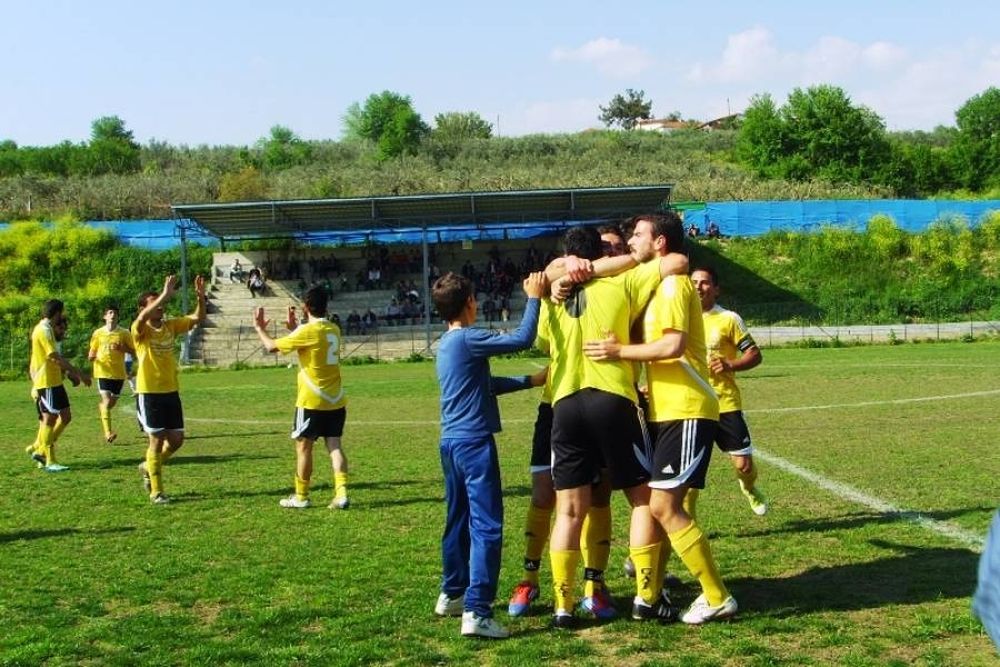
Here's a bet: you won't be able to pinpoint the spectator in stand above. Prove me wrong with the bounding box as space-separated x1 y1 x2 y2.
229 258 245 283
346 309 362 335
362 308 379 334
402 299 421 325
367 264 382 290
687 222 701 238
247 267 266 298
385 298 402 326
706 221 722 239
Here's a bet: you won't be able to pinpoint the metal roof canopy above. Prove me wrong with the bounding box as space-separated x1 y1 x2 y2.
170 185 673 242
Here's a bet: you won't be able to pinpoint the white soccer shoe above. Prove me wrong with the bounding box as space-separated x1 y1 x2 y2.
434 592 465 617
460 611 510 639
681 593 738 624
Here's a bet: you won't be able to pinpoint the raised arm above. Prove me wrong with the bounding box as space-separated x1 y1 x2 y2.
136 275 177 326
189 274 206 323
253 307 280 353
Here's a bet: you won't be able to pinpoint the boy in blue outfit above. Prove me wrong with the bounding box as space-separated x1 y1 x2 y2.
432 269 548 639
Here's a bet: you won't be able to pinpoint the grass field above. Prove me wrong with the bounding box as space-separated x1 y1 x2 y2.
1 341 998 666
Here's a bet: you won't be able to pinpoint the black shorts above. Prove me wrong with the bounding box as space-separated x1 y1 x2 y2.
137 392 184 433
37 385 70 415
550 388 651 491
649 418 717 490
529 402 553 473
716 411 753 455
98 378 126 397
292 407 346 441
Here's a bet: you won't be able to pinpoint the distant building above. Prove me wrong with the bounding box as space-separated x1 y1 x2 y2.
635 113 742 133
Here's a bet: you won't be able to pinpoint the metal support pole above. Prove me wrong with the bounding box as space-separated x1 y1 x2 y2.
422 225 432 354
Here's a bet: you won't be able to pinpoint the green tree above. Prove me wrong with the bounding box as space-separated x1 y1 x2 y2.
432 112 493 141
342 91 429 160
598 89 653 130
737 85 890 185
87 115 141 175
257 125 312 171
951 86 1000 191
218 166 267 202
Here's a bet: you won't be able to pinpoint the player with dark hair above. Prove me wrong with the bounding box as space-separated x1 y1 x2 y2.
133 274 206 504
690 265 767 516
88 305 135 445
28 299 90 472
254 285 350 509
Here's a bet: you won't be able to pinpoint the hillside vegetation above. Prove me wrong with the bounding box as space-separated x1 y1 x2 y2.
2 215 998 377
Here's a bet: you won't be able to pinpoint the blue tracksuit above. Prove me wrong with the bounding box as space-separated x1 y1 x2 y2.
436 298 540 617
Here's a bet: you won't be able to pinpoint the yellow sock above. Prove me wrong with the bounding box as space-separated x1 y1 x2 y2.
581 505 612 597
99 405 112 437
683 488 700 523
523 504 553 585
295 475 310 501
736 460 758 492
52 420 67 443
669 521 728 606
629 542 661 604
39 423 55 464
333 472 348 500
147 450 163 497
550 549 580 612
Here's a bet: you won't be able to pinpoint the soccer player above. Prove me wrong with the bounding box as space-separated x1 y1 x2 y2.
508 223 629 620
431 270 546 639
133 274 206 504
252 287 350 510
88 305 135 444
540 225 688 629
28 300 91 472
691 266 768 516
585 212 737 625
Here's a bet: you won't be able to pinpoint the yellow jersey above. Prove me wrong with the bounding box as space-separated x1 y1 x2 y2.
274 319 346 410
30 319 62 390
89 325 134 380
644 275 719 422
537 259 662 405
703 304 756 413
132 317 196 394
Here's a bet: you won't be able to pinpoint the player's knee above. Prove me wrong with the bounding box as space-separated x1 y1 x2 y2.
733 455 752 474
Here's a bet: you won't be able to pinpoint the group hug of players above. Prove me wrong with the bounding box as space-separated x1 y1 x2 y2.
432 212 767 638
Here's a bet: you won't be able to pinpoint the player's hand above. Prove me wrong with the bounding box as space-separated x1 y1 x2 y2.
563 256 594 284
80 373 92 388
162 274 178 298
708 356 730 374
583 332 622 361
285 306 298 331
529 366 548 387
253 306 270 331
522 271 547 298
194 274 206 299
549 276 573 303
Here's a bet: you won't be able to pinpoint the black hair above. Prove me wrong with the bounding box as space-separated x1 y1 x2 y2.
432 272 474 321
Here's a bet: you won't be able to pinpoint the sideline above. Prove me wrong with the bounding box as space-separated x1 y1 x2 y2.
753 448 985 552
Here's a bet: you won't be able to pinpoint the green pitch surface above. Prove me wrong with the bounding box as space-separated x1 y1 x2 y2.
2 343 998 666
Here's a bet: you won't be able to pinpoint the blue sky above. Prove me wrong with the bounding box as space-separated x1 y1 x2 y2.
3 0 998 146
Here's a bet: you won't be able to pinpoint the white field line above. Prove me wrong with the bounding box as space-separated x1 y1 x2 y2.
753 448 985 552
746 388 1000 414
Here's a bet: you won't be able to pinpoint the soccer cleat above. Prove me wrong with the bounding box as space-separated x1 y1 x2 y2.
740 483 768 516
434 592 465 617
623 555 636 578
279 495 311 509
105 432 118 445
681 593 738 625
507 580 539 617
150 493 171 505
328 496 350 510
551 609 577 630
632 591 680 623
44 463 69 473
579 585 617 620
29 451 46 468
138 461 151 493
460 611 509 639
664 573 683 589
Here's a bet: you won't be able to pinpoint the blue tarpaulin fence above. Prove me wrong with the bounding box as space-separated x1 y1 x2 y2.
3 200 1000 248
